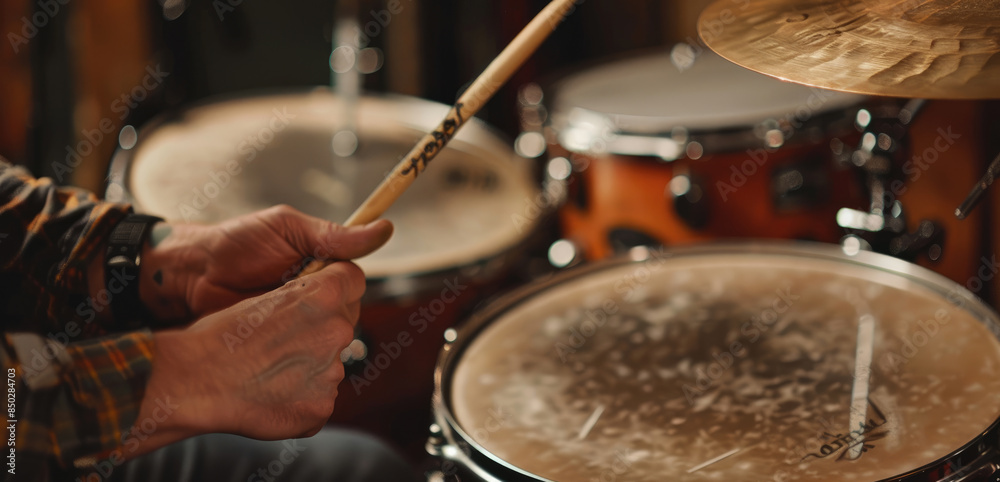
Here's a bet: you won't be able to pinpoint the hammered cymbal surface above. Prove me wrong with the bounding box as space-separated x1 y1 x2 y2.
698 0 1000 99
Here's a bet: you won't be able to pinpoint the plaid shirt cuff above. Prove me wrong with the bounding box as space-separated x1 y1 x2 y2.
57 331 154 468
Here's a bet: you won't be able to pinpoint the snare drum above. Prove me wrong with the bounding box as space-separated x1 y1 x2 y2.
536 50 869 259
431 243 1000 481
107 89 544 431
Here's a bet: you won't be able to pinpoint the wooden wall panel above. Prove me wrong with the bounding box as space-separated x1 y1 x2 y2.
68 1 151 193
0 0 34 165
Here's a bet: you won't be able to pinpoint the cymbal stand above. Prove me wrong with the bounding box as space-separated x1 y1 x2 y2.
837 99 946 262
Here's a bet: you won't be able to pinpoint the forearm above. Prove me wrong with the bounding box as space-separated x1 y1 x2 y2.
117 330 205 460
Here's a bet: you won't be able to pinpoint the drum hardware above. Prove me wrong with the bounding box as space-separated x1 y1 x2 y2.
514 83 549 160
531 49 870 261
546 238 582 270
955 151 1000 221
771 160 830 211
330 0 384 160
606 227 665 255
697 0 1000 100
835 99 947 263
668 168 710 230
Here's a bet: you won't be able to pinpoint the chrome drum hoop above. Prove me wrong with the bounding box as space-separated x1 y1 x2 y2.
429 242 1000 482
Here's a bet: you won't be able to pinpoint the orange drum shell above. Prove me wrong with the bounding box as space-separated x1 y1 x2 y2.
556 100 985 287
555 139 864 255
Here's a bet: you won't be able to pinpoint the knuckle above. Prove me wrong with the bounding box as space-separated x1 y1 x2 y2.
328 361 346 385
313 289 344 312
331 321 356 347
344 301 361 326
268 203 297 218
336 262 367 298
316 264 365 303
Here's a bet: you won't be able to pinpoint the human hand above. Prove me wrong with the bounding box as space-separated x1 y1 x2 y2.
138 205 393 322
133 260 367 455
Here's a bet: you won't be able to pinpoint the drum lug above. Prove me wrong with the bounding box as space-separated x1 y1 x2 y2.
668 171 710 230
426 423 446 457
771 160 829 210
543 157 571 213
516 83 548 159
936 446 1000 482
888 220 946 262
607 228 662 254
425 471 455 482
548 238 582 269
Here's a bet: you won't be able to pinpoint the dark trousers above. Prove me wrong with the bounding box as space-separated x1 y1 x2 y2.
106 429 420 482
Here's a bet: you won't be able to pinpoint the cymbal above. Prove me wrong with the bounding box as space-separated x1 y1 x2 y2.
697 0 1000 99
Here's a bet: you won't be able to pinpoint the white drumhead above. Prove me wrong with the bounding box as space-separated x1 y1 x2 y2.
450 248 1000 481
126 90 539 278
552 50 865 134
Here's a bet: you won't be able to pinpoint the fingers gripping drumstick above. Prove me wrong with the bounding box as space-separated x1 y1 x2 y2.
297 0 580 278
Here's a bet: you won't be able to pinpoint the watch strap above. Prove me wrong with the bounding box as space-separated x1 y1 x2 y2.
105 214 163 327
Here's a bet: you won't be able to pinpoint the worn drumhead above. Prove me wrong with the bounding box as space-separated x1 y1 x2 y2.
124 90 538 278
448 245 1000 481
551 50 864 134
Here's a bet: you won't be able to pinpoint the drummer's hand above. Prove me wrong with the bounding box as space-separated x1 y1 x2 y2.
138 205 393 322
128 261 364 457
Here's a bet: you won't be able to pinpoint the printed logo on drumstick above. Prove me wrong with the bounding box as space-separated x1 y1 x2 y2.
401 103 465 178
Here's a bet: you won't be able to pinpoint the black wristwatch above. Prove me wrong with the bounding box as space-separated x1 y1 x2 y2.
105 214 163 325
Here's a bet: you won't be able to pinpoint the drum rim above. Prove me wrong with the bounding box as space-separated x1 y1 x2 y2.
431 241 1000 482
106 88 554 295
541 48 868 160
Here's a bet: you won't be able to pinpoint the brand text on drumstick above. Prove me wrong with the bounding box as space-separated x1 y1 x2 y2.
401 103 465 178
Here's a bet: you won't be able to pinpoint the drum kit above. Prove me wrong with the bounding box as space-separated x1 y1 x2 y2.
105 0 1000 480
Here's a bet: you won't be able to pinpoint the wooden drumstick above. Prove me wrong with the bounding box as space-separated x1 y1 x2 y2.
297 0 579 278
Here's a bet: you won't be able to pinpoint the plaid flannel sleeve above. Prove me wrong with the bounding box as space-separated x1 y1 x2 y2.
0 159 156 479
3 331 155 481
0 158 133 335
